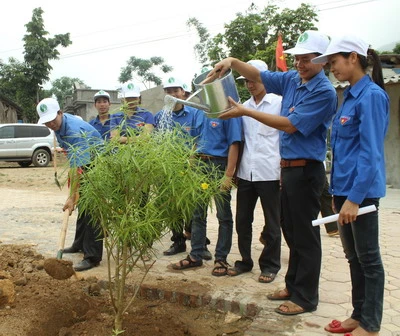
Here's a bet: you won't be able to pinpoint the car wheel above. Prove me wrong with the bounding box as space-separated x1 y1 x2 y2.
32 149 50 167
18 161 32 168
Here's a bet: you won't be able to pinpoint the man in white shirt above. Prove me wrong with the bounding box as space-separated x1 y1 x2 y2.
228 60 282 283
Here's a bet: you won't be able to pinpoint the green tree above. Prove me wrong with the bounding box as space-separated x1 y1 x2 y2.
119 56 173 88
393 43 400 54
78 129 222 333
0 7 71 122
45 76 89 108
188 3 318 70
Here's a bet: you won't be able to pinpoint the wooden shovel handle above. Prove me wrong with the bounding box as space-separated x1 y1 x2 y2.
58 210 70 252
53 135 58 171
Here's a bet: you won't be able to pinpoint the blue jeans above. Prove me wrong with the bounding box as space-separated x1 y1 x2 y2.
190 158 233 262
334 196 384 332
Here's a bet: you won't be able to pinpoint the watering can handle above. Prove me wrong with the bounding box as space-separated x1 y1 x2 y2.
200 69 221 85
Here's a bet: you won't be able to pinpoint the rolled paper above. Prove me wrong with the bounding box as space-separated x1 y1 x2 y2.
312 205 377 226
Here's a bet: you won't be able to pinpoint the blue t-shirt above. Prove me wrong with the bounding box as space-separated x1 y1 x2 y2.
197 117 242 158
154 106 205 139
110 107 154 136
330 75 389 204
56 113 103 167
89 115 111 140
261 69 337 161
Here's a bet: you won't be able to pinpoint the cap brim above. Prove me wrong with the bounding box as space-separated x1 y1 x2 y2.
284 47 319 55
38 112 57 124
311 54 329 64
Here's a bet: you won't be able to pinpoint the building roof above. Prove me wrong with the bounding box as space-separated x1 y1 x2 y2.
331 68 400 88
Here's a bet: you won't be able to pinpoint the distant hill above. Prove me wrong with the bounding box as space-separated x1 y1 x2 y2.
377 41 399 52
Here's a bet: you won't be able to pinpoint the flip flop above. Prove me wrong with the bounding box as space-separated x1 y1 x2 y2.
274 301 316 316
324 320 356 333
258 272 276 283
267 288 291 301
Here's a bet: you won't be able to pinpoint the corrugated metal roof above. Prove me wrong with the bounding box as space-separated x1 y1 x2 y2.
331 69 400 88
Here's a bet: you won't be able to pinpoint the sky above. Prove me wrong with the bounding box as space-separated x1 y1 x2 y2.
0 0 399 92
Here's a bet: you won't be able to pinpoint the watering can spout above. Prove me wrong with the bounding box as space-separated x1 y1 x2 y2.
163 95 210 112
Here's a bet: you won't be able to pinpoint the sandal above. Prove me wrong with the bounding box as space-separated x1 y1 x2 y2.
227 266 250 277
172 255 202 270
267 288 291 301
259 272 276 283
212 260 230 277
275 300 316 316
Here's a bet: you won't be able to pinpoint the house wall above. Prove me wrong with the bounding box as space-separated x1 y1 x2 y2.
0 97 19 123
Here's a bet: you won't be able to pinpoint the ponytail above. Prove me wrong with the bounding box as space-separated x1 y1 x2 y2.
360 49 385 91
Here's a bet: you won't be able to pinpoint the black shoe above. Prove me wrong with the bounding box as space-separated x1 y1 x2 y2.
63 246 81 254
163 242 186 256
74 259 99 272
201 246 212 260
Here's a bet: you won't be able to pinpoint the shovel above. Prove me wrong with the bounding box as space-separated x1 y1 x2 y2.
44 210 77 280
53 135 62 190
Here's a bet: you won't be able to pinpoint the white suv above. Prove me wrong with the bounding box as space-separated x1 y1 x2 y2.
0 123 54 167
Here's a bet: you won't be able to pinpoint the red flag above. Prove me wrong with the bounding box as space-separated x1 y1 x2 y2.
276 34 288 72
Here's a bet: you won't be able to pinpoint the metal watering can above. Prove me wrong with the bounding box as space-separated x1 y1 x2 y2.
164 69 240 118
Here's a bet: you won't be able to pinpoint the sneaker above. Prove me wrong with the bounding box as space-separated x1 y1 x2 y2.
163 242 186 256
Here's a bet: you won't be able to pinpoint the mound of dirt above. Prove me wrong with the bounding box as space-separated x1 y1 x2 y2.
0 244 252 336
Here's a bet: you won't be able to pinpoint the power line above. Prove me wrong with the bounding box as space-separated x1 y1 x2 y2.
316 0 377 11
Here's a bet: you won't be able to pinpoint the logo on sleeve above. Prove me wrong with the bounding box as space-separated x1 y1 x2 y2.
340 116 350 125
210 121 219 128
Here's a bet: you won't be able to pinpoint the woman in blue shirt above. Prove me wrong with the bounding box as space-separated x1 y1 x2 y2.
313 35 389 336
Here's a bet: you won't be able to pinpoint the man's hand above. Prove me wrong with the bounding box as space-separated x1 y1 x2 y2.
338 199 359 225
219 97 246 120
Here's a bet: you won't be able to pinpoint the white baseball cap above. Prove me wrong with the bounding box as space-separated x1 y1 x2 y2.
119 82 141 98
37 98 60 124
163 76 185 89
94 90 110 101
182 83 191 94
284 30 330 55
237 60 269 80
312 35 369 64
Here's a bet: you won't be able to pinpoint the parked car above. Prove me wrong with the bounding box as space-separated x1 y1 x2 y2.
0 123 55 167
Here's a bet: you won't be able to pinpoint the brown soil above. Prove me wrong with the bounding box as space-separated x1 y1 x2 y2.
0 163 252 336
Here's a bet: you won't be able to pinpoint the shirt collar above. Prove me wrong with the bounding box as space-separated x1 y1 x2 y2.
293 69 327 92
344 74 371 99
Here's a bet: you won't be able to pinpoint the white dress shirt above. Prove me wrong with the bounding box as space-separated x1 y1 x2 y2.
237 93 282 182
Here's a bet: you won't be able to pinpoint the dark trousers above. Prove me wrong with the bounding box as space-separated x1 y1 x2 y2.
235 179 281 274
320 175 338 233
281 162 325 311
334 196 384 332
70 209 103 263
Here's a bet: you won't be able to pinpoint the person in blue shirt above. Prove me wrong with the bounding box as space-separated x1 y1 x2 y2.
64 90 112 258
111 82 154 143
172 106 242 277
155 76 206 257
312 35 389 336
89 90 112 140
206 30 337 314
36 97 104 272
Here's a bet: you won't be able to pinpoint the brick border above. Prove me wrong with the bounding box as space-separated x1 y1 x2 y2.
136 283 261 318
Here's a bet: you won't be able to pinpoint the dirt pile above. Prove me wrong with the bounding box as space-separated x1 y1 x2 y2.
0 244 252 336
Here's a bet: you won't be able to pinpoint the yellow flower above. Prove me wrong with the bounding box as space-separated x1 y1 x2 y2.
201 182 209 190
